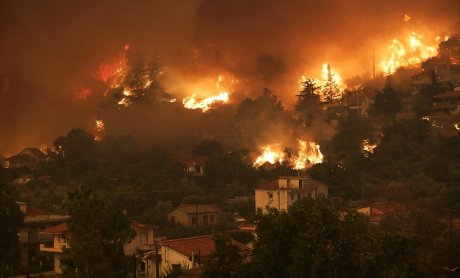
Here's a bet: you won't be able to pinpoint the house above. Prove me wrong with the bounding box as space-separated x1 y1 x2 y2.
168 204 229 227
13 174 34 185
39 223 70 274
432 90 460 116
124 221 155 256
2 148 48 169
140 235 250 278
39 220 155 274
355 201 407 224
18 202 70 274
255 176 328 214
176 155 208 176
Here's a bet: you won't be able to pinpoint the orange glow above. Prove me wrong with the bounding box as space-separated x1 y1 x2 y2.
300 63 344 102
182 75 235 112
253 145 285 167
380 32 440 75
253 140 323 169
292 140 324 170
94 119 105 141
361 139 377 157
183 92 229 112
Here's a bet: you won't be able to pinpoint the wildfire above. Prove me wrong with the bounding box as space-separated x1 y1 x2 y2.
293 140 324 170
183 92 229 112
95 119 105 141
253 140 323 169
182 75 235 112
300 63 344 102
361 139 377 157
380 32 440 75
253 145 285 167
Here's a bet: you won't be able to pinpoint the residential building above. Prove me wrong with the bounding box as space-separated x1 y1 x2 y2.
355 201 407 224
176 155 207 176
168 204 229 227
39 220 155 274
2 148 48 169
39 223 70 274
140 235 250 278
18 202 70 274
432 90 460 116
255 176 328 213
124 221 155 256
13 174 34 185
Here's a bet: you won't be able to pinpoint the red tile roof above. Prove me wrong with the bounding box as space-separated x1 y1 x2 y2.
160 235 249 258
177 155 208 166
257 180 279 190
175 204 223 214
434 91 460 99
40 223 68 234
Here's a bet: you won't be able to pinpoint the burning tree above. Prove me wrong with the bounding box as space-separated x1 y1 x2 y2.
320 64 342 103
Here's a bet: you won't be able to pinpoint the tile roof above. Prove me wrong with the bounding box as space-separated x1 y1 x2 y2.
175 204 222 214
257 180 278 190
434 91 460 99
177 155 208 166
40 223 68 234
160 235 249 258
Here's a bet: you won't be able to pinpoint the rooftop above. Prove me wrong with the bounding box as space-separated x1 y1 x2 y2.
434 91 460 99
40 223 68 234
160 235 249 258
174 204 223 214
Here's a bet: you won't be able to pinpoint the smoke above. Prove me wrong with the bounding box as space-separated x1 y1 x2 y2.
0 0 458 154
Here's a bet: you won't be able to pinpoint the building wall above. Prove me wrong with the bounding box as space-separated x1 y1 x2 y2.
124 226 155 256
160 246 193 275
168 210 189 226
256 178 328 213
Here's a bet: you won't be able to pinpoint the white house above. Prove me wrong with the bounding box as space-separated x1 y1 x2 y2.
255 176 328 213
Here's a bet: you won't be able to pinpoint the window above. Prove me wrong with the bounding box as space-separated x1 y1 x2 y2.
291 193 294 201
191 216 197 225
268 192 273 199
307 192 312 199
203 215 208 225
140 232 148 244
170 216 175 224
299 179 303 189
210 215 215 223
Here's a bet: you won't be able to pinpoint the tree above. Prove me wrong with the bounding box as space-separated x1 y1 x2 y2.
368 85 402 116
64 188 135 277
0 183 23 277
321 64 342 103
245 199 421 277
295 78 321 126
202 233 244 278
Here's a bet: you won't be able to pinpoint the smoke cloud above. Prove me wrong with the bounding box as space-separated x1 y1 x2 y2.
1 0 458 154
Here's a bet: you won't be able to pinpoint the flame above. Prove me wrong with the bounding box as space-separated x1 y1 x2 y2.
293 140 324 170
361 139 377 157
253 145 285 167
95 119 105 141
299 63 344 102
253 140 323 169
380 32 439 75
182 75 235 112
183 92 229 112
455 123 460 131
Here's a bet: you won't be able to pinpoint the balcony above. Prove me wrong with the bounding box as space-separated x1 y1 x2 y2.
39 241 69 253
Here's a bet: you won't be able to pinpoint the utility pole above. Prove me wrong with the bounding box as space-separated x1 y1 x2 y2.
195 203 199 230
155 242 160 278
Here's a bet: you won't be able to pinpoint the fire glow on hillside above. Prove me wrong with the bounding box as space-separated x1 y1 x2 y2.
253 140 323 170
380 32 445 75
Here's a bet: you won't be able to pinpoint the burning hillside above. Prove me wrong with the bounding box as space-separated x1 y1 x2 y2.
253 140 323 170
